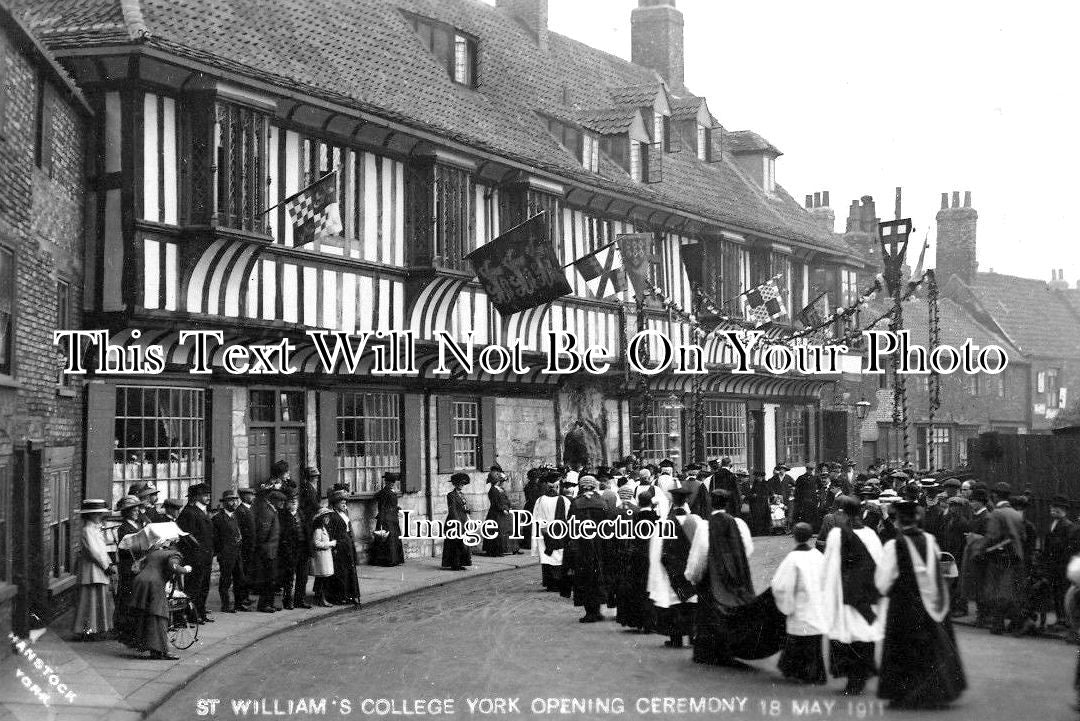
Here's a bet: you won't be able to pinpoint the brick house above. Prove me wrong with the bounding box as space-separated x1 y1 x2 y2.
12 0 874 576
0 0 91 638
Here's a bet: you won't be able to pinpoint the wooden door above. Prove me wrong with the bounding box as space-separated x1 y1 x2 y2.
277 428 306 476
248 428 272 487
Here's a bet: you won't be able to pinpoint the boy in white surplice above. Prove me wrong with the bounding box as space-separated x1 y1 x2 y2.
771 522 827 685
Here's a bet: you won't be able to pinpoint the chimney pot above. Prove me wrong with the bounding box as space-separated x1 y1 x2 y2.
941 193 948 210
822 190 830 207
952 191 960 208
805 194 813 208
964 191 971 208
631 1 685 90
813 191 821 208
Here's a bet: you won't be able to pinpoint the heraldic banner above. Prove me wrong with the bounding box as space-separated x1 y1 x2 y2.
466 211 573 316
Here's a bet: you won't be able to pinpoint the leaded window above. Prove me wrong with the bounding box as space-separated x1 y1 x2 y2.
0 245 12 376
336 391 401 494
49 467 71 577
703 400 747 468
214 102 269 233
639 399 680 464
113 386 206 506
452 400 480 470
433 164 473 270
778 407 808 466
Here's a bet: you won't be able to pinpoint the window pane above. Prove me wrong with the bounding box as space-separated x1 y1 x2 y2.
451 400 479 470
335 392 401 494
0 247 12 375
703 400 747 468
249 390 275 422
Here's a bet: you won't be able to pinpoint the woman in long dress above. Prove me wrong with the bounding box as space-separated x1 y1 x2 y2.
124 539 190 660
324 489 360 605
482 467 518 557
113 495 143 644
441 473 472 570
876 501 966 708
369 472 404 567
72 500 114 640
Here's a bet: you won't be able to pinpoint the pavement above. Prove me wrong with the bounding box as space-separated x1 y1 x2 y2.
0 551 534 721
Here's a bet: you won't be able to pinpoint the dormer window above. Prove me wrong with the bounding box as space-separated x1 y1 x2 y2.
405 12 478 88
630 140 643 182
652 112 670 151
544 115 599 172
764 156 776 193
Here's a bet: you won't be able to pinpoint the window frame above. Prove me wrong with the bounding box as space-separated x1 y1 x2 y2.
56 278 72 390
335 390 403 495
0 457 11 586
702 399 748 469
0 242 13 378
451 398 481 471
48 467 72 578
213 100 270 234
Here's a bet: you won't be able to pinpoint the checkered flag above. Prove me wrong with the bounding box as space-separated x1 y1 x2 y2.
745 277 786 327
285 171 342 244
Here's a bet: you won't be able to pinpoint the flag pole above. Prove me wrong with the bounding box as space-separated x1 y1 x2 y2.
561 237 619 269
261 168 339 215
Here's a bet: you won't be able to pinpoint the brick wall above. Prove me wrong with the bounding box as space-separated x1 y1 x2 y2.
0 20 89 632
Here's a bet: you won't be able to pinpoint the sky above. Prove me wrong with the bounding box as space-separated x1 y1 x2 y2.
536 0 1080 286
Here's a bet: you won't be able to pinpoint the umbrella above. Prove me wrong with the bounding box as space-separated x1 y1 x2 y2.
117 522 189 554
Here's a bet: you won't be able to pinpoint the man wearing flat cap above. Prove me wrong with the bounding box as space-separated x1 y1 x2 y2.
983 482 1029 634
177 483 215 622
212 489 244 613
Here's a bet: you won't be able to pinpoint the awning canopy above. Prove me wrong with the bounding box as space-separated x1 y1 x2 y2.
649 372 834 402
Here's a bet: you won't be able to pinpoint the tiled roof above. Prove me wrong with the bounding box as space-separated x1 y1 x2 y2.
727 130 781 156
669 95 704 121
859 295 1023 360
14 0 852 254
955 272 1080 358
1061 288 1080 318
608 82 663 107
577 106 640 135
0 0 91 111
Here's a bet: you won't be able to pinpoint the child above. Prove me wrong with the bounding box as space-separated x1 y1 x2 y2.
770 522 827 685
311 508 337 607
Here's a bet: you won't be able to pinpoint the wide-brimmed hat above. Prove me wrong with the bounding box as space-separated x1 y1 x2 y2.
220 489 240 501
136 484 160 499
237 486 255 497
328 489 349 503
127 482 150 496
1051 495 1071 509
313 507 334 520
78 499 109 515
115 494 141 512
735 468 749 477
383 471 401 483
877 489 900 502
449 472 471 486
187 482 211 497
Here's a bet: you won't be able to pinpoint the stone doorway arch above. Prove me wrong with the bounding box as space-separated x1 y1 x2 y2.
562 420 604 469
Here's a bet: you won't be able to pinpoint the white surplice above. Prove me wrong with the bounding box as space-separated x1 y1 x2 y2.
821 526 884 644
771 546 827 636
531 495 566 566
647 510 700 608
876 533 948 623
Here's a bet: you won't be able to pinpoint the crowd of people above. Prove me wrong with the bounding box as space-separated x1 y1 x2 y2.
71 462 408 660
510 456 977 709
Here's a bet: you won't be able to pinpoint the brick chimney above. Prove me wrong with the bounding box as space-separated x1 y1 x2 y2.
935 190 978 285
1049 268 1069 290
631 0 684 91
497 0 548 50
804 191 836 233
840 195 879 260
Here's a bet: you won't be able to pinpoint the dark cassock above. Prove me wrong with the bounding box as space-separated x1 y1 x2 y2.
519 469 546 550
251 491 282 611
482 469 518 557
325 489 361 602
821 508 884 696
276 499 302 609
566 477 613 622
532 479 570 590
616 491 656 631
175 484 214 621
876 514 967 709
747 472 771 536
123 545 189 659
369 472 405 567
685 490 758 666
441 474 473 571
683 475 710 519
655 482 702 646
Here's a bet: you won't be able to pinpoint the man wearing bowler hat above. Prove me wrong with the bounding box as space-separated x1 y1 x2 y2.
233 487 256 610
212 489 245 613
138 483 170 524
177 482 215 622
252 489 284 612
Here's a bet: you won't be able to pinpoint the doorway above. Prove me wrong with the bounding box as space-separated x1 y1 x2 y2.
247 389 307 485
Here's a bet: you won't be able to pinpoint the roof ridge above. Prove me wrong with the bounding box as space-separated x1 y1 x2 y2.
118 0 149 40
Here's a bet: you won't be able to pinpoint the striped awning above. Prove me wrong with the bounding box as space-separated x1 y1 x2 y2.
650 372 835 401
183 239 265 316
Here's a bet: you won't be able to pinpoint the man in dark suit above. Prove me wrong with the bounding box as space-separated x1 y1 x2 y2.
233 487 256 611
176 482 215 623
1045 495 1078 628
708 457 741 518
212 488 244 613
277 491 304 610
792 464 821 530
252 489 283 613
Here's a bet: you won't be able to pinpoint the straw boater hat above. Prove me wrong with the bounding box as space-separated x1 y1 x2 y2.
78 499 109 515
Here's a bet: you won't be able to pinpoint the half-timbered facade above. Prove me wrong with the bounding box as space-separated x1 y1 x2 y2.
17 0 871 560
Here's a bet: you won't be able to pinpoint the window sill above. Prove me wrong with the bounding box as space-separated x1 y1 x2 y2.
48 574 77 596
0 374 22 390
